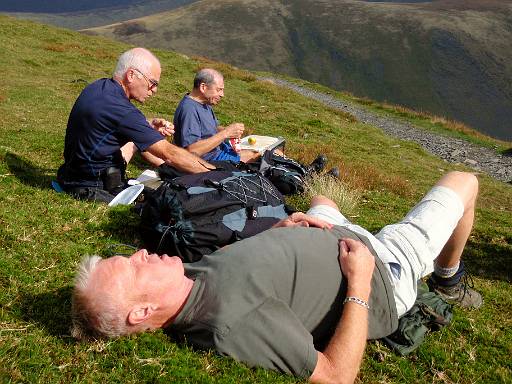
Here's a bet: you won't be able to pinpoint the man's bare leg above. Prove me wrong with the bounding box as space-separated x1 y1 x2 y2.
311 195 338 210
433 171 478 269
120 142 138 163
240 150 261 163
429 171 482 308
120 142 165 167
141 151 165 167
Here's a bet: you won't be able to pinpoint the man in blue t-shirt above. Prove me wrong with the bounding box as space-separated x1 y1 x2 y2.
173 68 260 163
57 47 214 202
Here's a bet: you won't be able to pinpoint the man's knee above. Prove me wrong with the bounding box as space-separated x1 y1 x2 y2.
311 195 338 210
120 142 138 163
435 171 478 208
240 150 260 163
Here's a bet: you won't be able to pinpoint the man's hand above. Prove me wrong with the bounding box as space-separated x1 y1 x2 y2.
339 238 374 300
149 118 175 137
221 123 245 139
272 212 334 229
309 239 374 384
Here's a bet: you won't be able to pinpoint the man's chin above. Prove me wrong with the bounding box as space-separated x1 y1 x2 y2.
132 96 146 103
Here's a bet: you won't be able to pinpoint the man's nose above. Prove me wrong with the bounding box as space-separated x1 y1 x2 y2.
130 249 148 260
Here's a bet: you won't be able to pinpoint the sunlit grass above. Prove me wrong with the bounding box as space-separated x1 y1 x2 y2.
0 14 510 384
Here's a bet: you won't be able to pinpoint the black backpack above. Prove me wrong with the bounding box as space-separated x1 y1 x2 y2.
258 150 309 195
139 170 293 262
240 139 309 195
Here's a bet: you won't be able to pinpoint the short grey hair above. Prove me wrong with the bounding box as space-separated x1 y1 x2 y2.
71 255 129 340
193 68 223 89
112 47 160 79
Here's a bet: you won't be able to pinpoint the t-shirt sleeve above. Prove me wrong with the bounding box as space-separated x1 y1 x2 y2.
174 102 204 148
118 110 163 151
214 297 318 378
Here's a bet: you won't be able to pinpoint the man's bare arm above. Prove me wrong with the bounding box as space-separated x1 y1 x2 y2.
186 123 244 156
272 212 334 229
147 139 215 173
309 238 375 384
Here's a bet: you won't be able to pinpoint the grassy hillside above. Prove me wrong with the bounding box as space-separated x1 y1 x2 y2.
84 0 512 141
0 15 510 384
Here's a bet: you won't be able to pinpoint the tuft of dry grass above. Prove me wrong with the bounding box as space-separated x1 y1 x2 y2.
289 143 414 198
303 173 360 216
341 162 415 198
43 42 116 60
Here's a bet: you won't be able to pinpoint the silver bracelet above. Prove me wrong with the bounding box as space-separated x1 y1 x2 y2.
343 296 370 310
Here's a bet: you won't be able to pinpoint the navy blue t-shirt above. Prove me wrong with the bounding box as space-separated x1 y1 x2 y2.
173 95 221 161
58 78 163 187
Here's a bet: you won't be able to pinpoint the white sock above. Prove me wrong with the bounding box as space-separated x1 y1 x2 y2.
434 261 460 278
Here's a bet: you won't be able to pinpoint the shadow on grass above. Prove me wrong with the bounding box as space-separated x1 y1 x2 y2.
99 207 143 251
127 152 150 170
465 237 512 282
5 152 55 189
18 286 75 342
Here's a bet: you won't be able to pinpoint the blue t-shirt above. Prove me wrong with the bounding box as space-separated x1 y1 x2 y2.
58 78 163 187
173 95 222 161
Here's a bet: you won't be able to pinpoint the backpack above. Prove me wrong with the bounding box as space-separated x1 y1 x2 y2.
240 140 309 195
381 281 453 355
259 150 309 195
139 170 293 262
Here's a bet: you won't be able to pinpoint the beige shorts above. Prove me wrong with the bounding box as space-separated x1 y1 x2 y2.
307 186 464 316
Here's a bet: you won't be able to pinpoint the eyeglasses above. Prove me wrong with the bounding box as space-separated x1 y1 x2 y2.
132 68 159 89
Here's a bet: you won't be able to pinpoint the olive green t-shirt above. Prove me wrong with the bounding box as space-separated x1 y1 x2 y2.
170 226 397 377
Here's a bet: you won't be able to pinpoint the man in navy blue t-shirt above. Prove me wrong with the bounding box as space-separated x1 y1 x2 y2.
173 68 260 163
57 48 214 202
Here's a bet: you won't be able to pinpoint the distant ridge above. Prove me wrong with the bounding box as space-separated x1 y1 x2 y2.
1 0 198 29
0 0 142 13
83 0 512 141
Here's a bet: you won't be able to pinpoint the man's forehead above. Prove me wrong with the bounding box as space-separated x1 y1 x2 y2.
150 63 161 79
93 256 131 285
213 79 224 89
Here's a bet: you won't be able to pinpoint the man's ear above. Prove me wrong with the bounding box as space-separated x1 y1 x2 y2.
127 304 155 325
125 69 136 84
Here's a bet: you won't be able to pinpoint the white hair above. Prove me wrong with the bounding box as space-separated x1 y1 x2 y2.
71 255 130 340
112 47 160 79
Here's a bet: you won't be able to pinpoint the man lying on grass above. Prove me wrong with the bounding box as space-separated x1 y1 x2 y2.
71 171 482 383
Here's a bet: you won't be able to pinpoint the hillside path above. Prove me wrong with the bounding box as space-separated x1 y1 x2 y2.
262 77 512 184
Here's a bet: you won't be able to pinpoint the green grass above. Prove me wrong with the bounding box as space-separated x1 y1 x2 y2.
0 15 511 383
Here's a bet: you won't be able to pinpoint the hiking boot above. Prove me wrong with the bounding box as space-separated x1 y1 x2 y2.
326 167 340 179
309 154 328 173
427 273 483 309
